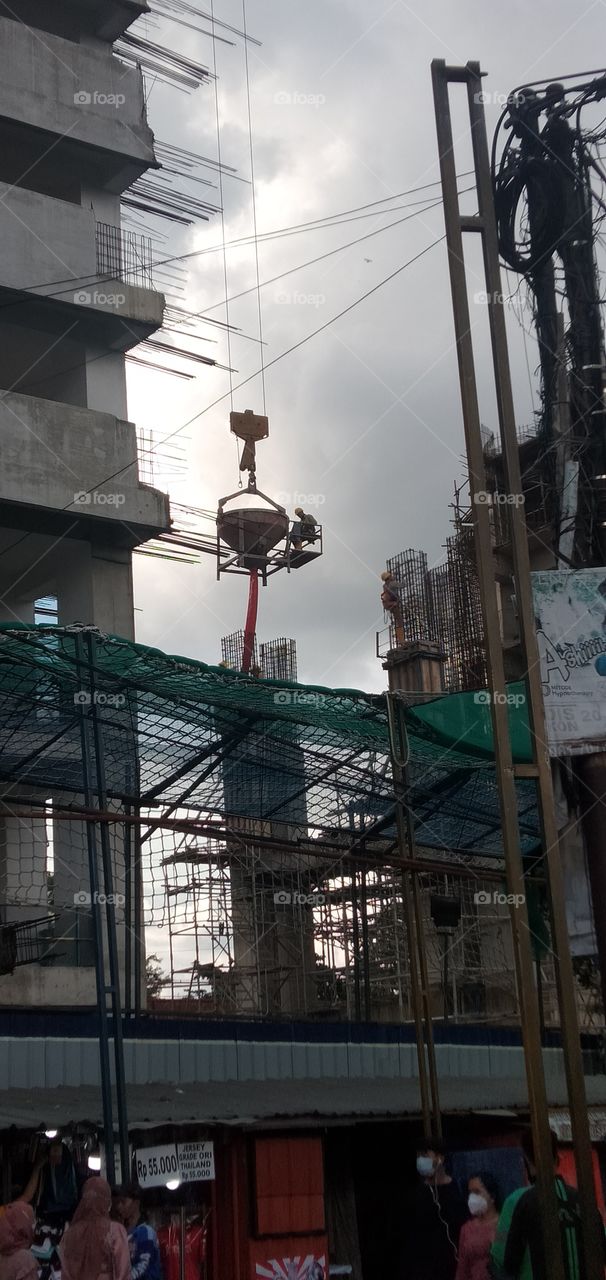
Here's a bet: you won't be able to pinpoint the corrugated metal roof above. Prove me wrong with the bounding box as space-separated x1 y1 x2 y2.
0 1035 570 1090
2 1075 606 1131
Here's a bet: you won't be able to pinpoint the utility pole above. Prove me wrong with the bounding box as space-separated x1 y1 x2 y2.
75 628 130 1186
494 84 606 1015
385 643 444 1138
432 60 603 1280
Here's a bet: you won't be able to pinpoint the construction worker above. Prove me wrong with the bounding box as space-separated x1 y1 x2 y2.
290 507 317 552
380 570 405 647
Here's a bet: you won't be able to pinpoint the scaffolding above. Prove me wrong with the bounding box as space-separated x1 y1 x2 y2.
378 543 486 692
156 827 561 1024
0 623 588 1029
220 633 298 683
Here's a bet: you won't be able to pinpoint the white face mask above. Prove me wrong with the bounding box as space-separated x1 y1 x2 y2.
468 1193 488 1217
416 1156 435 1177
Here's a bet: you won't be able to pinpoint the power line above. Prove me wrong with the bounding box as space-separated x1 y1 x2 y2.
0 176 472 310
241 0 266 414
81 235 448 494
0 233 444 566
210 0 234 415
16 193 458 394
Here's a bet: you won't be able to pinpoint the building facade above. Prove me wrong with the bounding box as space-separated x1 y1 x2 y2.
0 0 170 1006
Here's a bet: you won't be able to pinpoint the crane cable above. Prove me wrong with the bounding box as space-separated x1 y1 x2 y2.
242 0 266 414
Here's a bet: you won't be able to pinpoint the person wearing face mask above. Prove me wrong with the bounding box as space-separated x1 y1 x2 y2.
407 1138 468 1280
454 1172 500 1280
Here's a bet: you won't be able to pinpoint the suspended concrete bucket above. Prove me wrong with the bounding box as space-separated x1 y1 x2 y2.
217 505 289 570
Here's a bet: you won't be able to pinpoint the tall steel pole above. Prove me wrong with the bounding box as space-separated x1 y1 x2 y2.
432 59 601 1280
86 632 130 1183
75 631 116 1186
387 692 441 1138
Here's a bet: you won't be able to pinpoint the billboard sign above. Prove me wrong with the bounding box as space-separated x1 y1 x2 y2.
532 568 606 754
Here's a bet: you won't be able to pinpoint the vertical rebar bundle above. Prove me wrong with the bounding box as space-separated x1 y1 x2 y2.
384 544 486 690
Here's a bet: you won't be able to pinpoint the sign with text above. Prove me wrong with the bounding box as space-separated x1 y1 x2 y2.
532 568 606 754
136 1143 180 1189
136 1140 215 1188
177 1140 215 1183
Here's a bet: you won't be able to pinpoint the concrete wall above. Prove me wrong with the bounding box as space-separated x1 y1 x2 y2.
0 391 169 533
0 965 97 1007
0 182 96 295
0 18 155 166
0 181 164 335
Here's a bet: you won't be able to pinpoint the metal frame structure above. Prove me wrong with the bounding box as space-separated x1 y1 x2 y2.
216 490 324 583
432 59 602 1280
377 542 486 691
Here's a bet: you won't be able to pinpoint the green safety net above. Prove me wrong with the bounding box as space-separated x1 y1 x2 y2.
0 625 539 856
405 681 532 763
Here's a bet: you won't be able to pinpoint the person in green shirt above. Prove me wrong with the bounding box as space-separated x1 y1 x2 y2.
490 1128 606 1280
490 1185 532 1280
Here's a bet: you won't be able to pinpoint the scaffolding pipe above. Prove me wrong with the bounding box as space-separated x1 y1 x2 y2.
86 633 130 1185
75 632 116 1187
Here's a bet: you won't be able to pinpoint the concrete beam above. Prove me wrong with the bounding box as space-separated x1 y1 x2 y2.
0 182 165 339
0 391 170 538
0 1 150 43
0 18 156 183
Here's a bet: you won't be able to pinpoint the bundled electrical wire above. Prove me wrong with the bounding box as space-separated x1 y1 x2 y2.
491 70 606 563
491 74 606 273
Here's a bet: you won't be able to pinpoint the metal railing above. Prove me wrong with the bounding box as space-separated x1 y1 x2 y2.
96 222 154 290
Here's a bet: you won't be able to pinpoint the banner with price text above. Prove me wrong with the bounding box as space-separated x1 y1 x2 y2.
136 1140 215 1189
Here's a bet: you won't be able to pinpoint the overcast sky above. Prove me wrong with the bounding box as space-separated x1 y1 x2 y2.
128 0 604 693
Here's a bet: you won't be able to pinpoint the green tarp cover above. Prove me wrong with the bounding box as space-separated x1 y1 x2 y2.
0 625 539 856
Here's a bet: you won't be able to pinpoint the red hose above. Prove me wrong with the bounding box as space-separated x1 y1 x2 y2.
242 569 259 673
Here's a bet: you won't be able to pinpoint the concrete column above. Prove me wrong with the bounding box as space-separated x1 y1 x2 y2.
382 640 446 696
0 596 36 624
57 541 135 639
85 347 128 419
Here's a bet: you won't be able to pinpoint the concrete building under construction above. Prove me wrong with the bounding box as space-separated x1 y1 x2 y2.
0 0 170 1007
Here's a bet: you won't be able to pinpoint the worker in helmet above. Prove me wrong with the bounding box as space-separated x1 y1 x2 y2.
380 570 405 647
290 507 317 552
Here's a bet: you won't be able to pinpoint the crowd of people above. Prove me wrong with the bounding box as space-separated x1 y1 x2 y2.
407 1129 605 1280
1 1127 604 1280
0 1150 205 1280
